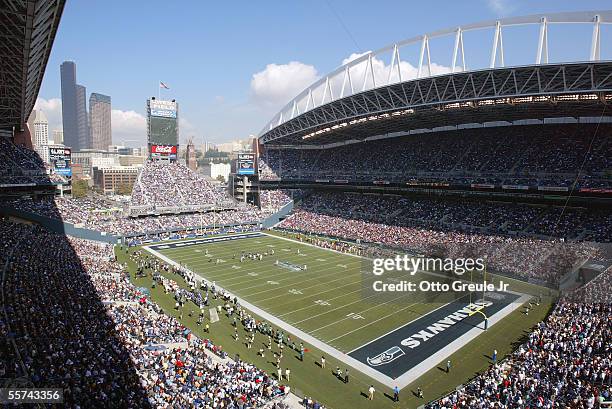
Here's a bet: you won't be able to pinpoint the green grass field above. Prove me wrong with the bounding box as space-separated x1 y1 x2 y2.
148 231 462 353
120 231 554 408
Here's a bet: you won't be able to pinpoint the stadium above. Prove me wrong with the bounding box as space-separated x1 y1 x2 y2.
0 2 610 409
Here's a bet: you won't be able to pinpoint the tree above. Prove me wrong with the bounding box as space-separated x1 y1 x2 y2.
71 179 89 198
116 183 133 196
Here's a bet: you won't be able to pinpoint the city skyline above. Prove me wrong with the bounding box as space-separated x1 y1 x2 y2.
35 0 612 147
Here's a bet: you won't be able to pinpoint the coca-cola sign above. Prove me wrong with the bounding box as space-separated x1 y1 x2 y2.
151 145 177 154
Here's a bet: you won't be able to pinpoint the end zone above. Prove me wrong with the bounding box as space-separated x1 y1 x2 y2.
349 291 529 386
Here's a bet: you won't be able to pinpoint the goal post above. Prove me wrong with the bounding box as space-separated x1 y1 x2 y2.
468 264 489 330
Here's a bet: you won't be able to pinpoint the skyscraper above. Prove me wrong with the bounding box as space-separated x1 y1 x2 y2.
60 61 78 150
27 110 49 163
89 93 112 150
76 84 89 149
61 61 89 150
52 130 64 145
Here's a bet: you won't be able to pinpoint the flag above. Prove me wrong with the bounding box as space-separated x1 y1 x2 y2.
159 81 170 89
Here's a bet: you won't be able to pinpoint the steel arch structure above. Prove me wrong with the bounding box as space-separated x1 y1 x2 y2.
0 0 66 131
259 10 612 146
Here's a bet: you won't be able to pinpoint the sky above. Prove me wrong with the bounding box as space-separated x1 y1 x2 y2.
35 0 612 147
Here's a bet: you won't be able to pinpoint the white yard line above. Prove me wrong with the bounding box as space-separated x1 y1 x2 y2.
295 289 417 326
247 272 358 299
277 286 367 318
235 263 358 295
310 294 419 333
263 231 366 260
328 301 430 343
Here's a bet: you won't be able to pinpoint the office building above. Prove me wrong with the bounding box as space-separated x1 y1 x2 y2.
60 61 79 149
89 93 112 150
60 61 89 150
71 149 119 177
27 110 50 163
93 166 139 194
186 138 197 171
52 130 64 145
76 84 89 148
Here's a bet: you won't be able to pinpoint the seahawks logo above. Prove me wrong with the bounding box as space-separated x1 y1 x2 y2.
366 346 405 366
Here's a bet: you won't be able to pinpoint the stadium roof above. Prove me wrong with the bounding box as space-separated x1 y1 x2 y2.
259 11 612 146
0 0 66 132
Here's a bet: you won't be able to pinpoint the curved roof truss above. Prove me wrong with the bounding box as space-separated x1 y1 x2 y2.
259 10 612 144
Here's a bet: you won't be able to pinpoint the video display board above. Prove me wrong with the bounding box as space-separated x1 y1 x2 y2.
237 153 256 175
49 146 72 177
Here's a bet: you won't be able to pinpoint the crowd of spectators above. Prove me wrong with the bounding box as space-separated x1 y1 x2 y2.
6 196 271 236
131 161 233 209
259 189 304 211
1 219 291 407
277 192 610 284
0 137 58 185
259 124 611 189
427 268 611 408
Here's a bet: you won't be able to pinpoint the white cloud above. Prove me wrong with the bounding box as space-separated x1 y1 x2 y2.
340 52 452 89
486 0 513 15
111 109 146 146
34 97 62 134
250 54 455 128
293 52 453 110
341 52 370 66
250 61 319 108
179 117 197 144
35 97 148 147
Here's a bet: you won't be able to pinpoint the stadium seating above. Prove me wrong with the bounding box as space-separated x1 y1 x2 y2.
0 219 292 407
277 192 609 284
7 196 271 236
131 161 233 208
0 136 51 185
259 125 611 189
259 189 305 211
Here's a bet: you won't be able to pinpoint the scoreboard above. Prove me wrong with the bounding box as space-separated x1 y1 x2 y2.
49 147 72 177
149 99 177 118
147 99 179 147
237 153 256 175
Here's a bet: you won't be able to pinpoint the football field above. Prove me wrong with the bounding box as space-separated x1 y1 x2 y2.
144 231 529 386
147 232 450 351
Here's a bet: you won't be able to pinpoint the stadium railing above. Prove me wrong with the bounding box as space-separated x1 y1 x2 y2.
262 200 294 228
120 222 262 243
128 203 237 217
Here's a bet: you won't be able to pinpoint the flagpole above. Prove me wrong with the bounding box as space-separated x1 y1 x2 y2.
158 80 160 99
